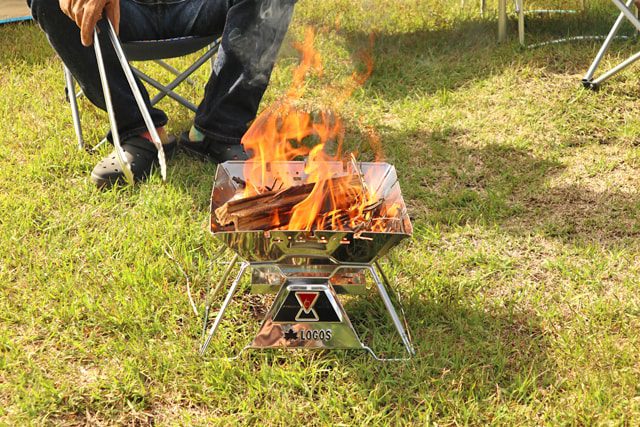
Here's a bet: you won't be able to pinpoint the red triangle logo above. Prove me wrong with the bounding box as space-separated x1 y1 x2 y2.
296 292 319 311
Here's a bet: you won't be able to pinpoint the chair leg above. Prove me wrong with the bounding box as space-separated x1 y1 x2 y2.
92 137 109 152
498 0 507 42
517 0 525 46
612 0 640 31
583 0 634 84
63 66 84 150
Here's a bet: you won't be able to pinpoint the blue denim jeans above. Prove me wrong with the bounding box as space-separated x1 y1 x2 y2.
28 0 295 144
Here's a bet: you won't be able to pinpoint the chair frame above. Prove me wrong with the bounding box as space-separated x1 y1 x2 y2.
515 0 587 46
583 0 640 89
64 29 219 151
497 0 587 45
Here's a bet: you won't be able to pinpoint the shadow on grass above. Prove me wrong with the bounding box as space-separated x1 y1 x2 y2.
198 292 555 417
379 124 640 245
344 296 554 414
318 7 640 100
188 266 554 412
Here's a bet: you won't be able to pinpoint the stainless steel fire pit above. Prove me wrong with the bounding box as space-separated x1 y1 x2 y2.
200 160 415 360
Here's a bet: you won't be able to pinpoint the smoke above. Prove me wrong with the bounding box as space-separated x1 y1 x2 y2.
226 0 296 88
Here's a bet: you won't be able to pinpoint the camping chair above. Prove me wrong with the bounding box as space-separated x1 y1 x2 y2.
497 0 587 45
582 0 640 89
64 27 219 150
497 0 591 44
514 0 587 46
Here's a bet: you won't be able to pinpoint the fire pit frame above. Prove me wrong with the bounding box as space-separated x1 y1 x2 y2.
199 161 415 360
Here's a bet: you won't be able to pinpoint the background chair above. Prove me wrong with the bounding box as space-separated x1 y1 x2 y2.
496 0 587 45
514 0 587 46
64 35 219 150
583 0 640 89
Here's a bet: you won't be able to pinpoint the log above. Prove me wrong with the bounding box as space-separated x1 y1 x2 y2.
215 183 316 229
215 175 366 230
233 210 293 230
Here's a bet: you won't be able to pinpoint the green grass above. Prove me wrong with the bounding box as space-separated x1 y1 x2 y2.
2 0 640 424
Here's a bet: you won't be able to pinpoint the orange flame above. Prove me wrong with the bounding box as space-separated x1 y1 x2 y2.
239 28 400 232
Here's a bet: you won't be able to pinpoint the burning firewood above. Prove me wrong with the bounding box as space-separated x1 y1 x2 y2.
215 175 378 231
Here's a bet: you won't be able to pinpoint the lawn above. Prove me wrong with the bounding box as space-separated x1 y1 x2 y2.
2 0 640 424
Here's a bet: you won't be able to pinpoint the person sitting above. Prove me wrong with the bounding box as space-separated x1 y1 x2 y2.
28 0 296 188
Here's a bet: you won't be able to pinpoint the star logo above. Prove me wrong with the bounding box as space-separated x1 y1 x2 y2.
284 329 298 340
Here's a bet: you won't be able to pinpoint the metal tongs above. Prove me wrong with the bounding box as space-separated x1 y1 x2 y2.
93 19 167 185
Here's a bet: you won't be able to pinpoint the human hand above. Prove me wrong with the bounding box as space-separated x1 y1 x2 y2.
59 0 120 47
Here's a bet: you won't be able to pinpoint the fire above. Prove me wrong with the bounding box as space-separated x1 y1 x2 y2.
238 28 401 232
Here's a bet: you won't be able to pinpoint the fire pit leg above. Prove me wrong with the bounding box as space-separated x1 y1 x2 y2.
199 260 249 355
201 254 239 342
367 265 415 359
374 260 413 346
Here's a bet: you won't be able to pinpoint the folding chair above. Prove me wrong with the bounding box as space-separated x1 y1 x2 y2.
498 0 588 45
583 0 640 89
515 0 587 46
64 27 219 150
